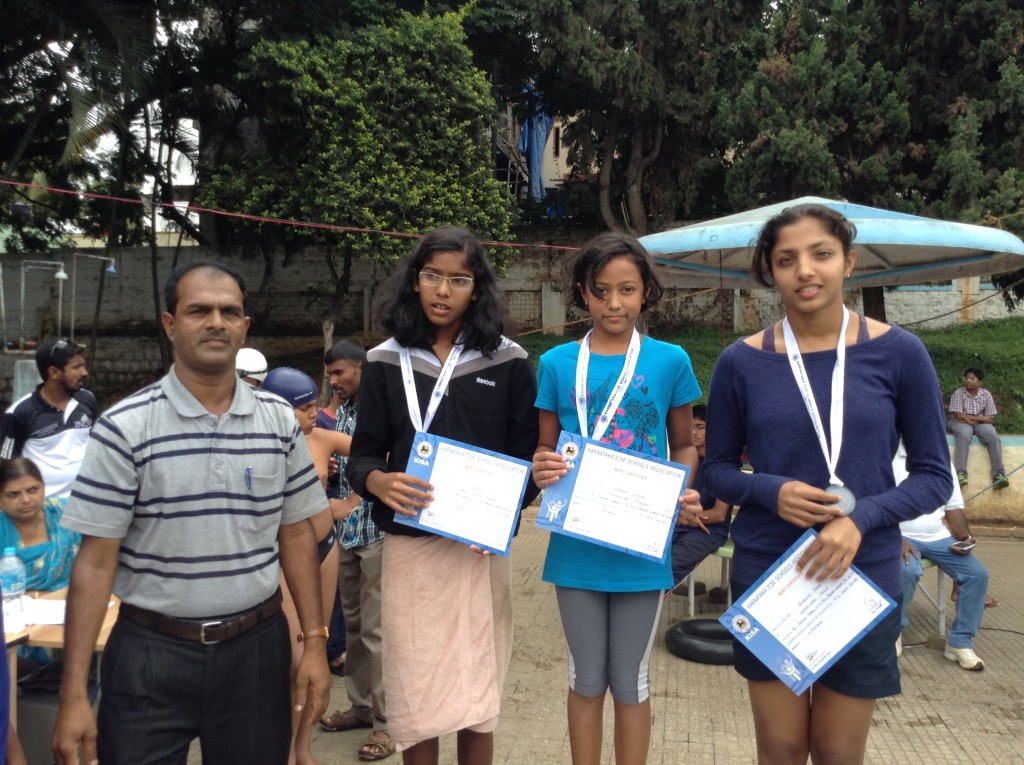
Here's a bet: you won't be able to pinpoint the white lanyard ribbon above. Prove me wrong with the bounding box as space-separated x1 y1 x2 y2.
781 307 849 487
399 345 464 433
575 329 642 442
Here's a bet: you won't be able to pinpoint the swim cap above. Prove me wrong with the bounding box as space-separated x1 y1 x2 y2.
236 347 268 382
263 367 318 408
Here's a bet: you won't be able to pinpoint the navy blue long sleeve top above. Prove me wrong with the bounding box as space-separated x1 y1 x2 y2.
702 325 952 598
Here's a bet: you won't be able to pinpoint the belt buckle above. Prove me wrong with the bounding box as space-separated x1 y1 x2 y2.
199 620 224 645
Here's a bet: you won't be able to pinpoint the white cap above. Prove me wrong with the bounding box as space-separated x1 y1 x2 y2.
235 347 268 382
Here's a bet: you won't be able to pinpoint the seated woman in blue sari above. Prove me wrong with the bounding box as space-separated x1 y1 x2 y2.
0 457 80 594
1 457 81 675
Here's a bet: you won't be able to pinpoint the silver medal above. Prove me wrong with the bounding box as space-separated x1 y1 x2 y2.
826 484 856 516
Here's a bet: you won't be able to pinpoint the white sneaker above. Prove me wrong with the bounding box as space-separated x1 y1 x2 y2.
895 633 903 658
943 644 985 670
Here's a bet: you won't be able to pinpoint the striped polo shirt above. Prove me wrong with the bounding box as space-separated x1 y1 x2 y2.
62 366 327 620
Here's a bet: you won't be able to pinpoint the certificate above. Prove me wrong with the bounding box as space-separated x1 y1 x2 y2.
397 432 532 556
719 529 895 695
537 430 690 563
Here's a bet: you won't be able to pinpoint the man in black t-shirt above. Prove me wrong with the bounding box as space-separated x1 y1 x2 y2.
0 338 96 498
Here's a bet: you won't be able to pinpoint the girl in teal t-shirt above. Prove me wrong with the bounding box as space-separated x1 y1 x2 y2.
532 232 700 765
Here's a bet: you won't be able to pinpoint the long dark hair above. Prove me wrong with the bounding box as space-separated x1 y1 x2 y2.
380 227 506 354
751 204 857 287
0 457 44 493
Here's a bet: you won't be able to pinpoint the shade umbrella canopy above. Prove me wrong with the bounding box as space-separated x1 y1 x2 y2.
639 196 1024 289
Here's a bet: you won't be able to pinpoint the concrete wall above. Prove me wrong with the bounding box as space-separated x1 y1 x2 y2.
6 244 1016 341
960 440 1024 527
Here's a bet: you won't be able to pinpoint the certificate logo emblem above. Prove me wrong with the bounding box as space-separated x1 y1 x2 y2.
544 498 566 523
416 440 433 459
777 655 801 682
731 615 751 633
561 442 579 461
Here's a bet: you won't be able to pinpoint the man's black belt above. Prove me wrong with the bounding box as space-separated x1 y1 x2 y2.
119 589 283 645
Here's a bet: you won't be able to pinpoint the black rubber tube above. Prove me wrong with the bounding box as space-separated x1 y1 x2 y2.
664 619 735 665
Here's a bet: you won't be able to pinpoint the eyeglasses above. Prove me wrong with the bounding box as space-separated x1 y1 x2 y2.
418 271 474 291
692 423 706 431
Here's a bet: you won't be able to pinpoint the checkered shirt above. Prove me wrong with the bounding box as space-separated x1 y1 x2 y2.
949 387 997 417
334 399 383 549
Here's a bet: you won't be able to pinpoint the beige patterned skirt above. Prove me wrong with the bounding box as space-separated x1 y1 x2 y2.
381 533 513 751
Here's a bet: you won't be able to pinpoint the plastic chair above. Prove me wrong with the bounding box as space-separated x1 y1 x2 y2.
914 556 948 637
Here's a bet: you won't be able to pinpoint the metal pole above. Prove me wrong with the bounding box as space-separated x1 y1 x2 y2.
88 265 107 372
71 255 78 342
19 262 25 350
0 264 6 352
57 275 63 336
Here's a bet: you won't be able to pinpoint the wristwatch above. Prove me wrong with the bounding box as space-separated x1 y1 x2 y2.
297 626 330 643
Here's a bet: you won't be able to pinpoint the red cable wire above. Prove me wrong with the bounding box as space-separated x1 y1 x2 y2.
0 178 580 253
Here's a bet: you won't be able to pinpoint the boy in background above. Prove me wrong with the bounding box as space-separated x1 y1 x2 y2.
670 404 732 588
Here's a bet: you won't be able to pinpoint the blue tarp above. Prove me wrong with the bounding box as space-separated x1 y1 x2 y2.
518 113 553 203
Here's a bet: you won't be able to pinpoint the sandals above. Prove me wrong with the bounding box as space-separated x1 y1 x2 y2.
320 708 395 760
320 707 373 732
359 730 396 761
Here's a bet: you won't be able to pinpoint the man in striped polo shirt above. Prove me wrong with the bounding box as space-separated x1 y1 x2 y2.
52 262 332 765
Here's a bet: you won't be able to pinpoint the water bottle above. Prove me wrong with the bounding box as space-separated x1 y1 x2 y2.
0 547 27 633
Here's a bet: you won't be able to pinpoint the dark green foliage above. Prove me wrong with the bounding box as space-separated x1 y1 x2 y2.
914 318 1024 432
716 0 1024 222
201 11 511 265
523 0 765 232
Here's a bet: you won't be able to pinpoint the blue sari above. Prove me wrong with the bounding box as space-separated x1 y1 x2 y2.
0 496 81 592
1 496 81 671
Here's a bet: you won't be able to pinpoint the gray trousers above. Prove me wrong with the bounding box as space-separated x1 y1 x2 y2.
950 421 1004 478
339 538 386 728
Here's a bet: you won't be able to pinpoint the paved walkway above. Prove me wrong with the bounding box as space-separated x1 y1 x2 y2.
191 507 1024 764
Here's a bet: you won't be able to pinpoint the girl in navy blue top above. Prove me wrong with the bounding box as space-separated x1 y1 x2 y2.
702 204 952 763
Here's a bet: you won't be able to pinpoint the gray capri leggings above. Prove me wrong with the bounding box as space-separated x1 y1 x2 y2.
555 586 664 704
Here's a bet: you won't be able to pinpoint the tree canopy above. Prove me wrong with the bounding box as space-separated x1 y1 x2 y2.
199 9 512 319
4 0 1024 315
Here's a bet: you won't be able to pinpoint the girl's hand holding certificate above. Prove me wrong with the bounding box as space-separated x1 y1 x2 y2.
775 480 864 581
365 469 434 517
796 515 863 582
531 449 568 488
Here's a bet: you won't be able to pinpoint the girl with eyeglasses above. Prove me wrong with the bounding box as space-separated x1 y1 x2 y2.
531 232 701 765
345 227 540 765
701 204 953 764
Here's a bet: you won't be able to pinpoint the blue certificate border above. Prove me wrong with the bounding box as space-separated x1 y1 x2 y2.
396 432 532 556
718 529 895 695
536 430 690 563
